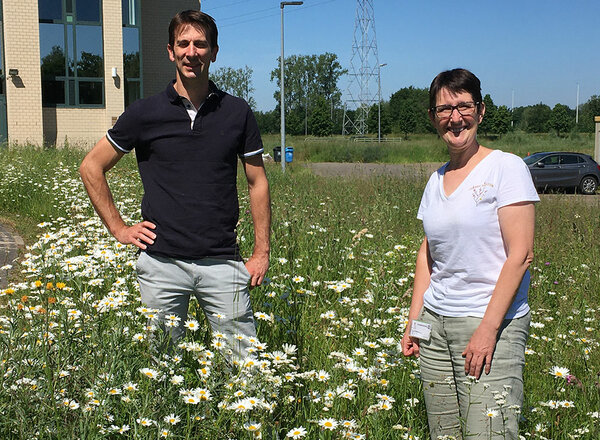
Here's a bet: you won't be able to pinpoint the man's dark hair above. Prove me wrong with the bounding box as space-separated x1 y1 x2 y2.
168 10 218 50
429 68 482 109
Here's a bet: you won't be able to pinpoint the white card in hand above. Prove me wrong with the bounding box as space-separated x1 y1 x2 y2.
409 320 432 341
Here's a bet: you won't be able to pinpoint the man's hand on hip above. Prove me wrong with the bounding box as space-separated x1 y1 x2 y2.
113 221 157 250
245 253 269 288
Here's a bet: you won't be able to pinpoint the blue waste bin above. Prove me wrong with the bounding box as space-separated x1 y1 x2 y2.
273 146 293 163
285 147 294 163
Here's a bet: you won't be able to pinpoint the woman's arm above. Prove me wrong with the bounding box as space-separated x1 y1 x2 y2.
462 201 535 378
401 236 433 357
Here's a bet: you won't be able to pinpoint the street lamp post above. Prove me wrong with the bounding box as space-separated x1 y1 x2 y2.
280 1 303 172
378 63 387 143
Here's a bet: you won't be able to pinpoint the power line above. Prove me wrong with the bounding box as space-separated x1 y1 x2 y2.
218 6 277 23
214 0 339 29
204 0 255 11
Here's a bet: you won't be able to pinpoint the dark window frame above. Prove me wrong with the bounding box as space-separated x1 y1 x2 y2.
122 0 142 107
39 0 105 108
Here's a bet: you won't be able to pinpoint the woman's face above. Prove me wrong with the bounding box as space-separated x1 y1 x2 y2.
430 87 485 153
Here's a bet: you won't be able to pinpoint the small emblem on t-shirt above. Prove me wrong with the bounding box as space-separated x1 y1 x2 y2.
470 183 494 205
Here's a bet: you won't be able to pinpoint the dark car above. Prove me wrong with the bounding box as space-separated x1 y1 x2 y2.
523 152 600 195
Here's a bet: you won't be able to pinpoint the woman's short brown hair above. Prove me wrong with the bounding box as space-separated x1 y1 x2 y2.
429 68 482 109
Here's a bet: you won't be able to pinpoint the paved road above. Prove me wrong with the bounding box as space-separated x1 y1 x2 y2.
0 223 23 288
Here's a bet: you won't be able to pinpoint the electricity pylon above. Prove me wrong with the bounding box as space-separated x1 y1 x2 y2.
342 0 380 136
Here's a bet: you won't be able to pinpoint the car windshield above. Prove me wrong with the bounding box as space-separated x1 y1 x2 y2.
523 153 548 165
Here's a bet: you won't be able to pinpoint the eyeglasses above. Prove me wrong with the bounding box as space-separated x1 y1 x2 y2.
431 101 480 119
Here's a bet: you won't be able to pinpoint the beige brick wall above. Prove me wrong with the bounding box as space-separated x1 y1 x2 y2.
43 108 107 148
42 0 125 149
141 0 199 97
102 0 124 138
3 0 44 145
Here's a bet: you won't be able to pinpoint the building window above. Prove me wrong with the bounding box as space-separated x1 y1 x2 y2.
122 0 141 107
39 0 104 107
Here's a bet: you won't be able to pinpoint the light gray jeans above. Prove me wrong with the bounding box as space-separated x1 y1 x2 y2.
136 252 256 359
418 308 530 440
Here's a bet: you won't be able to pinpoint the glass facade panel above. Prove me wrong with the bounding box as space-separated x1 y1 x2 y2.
123 27 139 77
125 80 140 106
39 0 104 107
39 0 63 21
122 0 137 26
42 80 66 105
68 80 76 105
79 81 103 104
76 25 103 77
40 23 66 77
76 0 100 22
122 0 141 107
67 24 75 76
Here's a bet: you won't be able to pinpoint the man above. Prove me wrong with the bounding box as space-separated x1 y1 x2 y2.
80 10 270 359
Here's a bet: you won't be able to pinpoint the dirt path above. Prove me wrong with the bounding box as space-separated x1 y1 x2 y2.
0 223 24 288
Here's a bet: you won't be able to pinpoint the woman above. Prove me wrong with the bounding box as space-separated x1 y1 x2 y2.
401 68 538 440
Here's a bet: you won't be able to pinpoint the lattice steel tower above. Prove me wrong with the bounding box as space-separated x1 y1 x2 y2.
342 0 380 136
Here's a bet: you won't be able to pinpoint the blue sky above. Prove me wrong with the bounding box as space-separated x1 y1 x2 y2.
203 0 600 112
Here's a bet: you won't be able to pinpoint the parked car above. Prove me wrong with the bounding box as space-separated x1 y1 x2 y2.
523 152 600 195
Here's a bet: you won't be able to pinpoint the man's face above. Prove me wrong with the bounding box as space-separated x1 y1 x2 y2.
167 24 218 81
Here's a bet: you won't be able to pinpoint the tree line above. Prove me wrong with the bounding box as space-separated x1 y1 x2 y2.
212 53 600 137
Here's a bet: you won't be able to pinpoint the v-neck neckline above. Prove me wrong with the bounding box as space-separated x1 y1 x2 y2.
440 149 497 199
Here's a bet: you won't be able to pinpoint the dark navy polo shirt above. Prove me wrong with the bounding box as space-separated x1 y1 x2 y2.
106 81 264 260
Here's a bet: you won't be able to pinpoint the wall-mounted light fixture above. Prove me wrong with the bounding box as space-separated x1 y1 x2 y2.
8 68 18 76
111 67 118 78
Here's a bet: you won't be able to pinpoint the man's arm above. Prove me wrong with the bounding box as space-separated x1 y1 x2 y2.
80 136 156 249
241 154 271 287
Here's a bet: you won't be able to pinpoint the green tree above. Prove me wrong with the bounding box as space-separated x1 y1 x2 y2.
254 110 279 134
578 95 600 132
367 102 391 136
77 51 103 77
549 103 574 136
309 96 333 136
212 65 256 109
491 105 512 136
123 52 140 78
512 106 524 128
521 103 552 133
479 94 497 136
270 52 346 135
41 45 66 77
388 86 431 136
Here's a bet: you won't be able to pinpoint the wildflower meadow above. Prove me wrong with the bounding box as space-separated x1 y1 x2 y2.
0 147 598 439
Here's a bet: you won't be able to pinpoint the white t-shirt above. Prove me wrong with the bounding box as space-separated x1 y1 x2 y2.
417 150 539 318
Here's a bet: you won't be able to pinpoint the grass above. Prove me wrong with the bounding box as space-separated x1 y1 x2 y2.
262 131 596 164
0 144 597 439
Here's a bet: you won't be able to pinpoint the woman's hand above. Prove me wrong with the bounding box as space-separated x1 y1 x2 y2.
462 322 498 379
401 328 421 358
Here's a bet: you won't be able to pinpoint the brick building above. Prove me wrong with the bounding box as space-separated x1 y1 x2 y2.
1 0 198 147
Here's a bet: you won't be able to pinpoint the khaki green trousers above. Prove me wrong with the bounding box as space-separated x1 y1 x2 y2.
419 308 530 440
